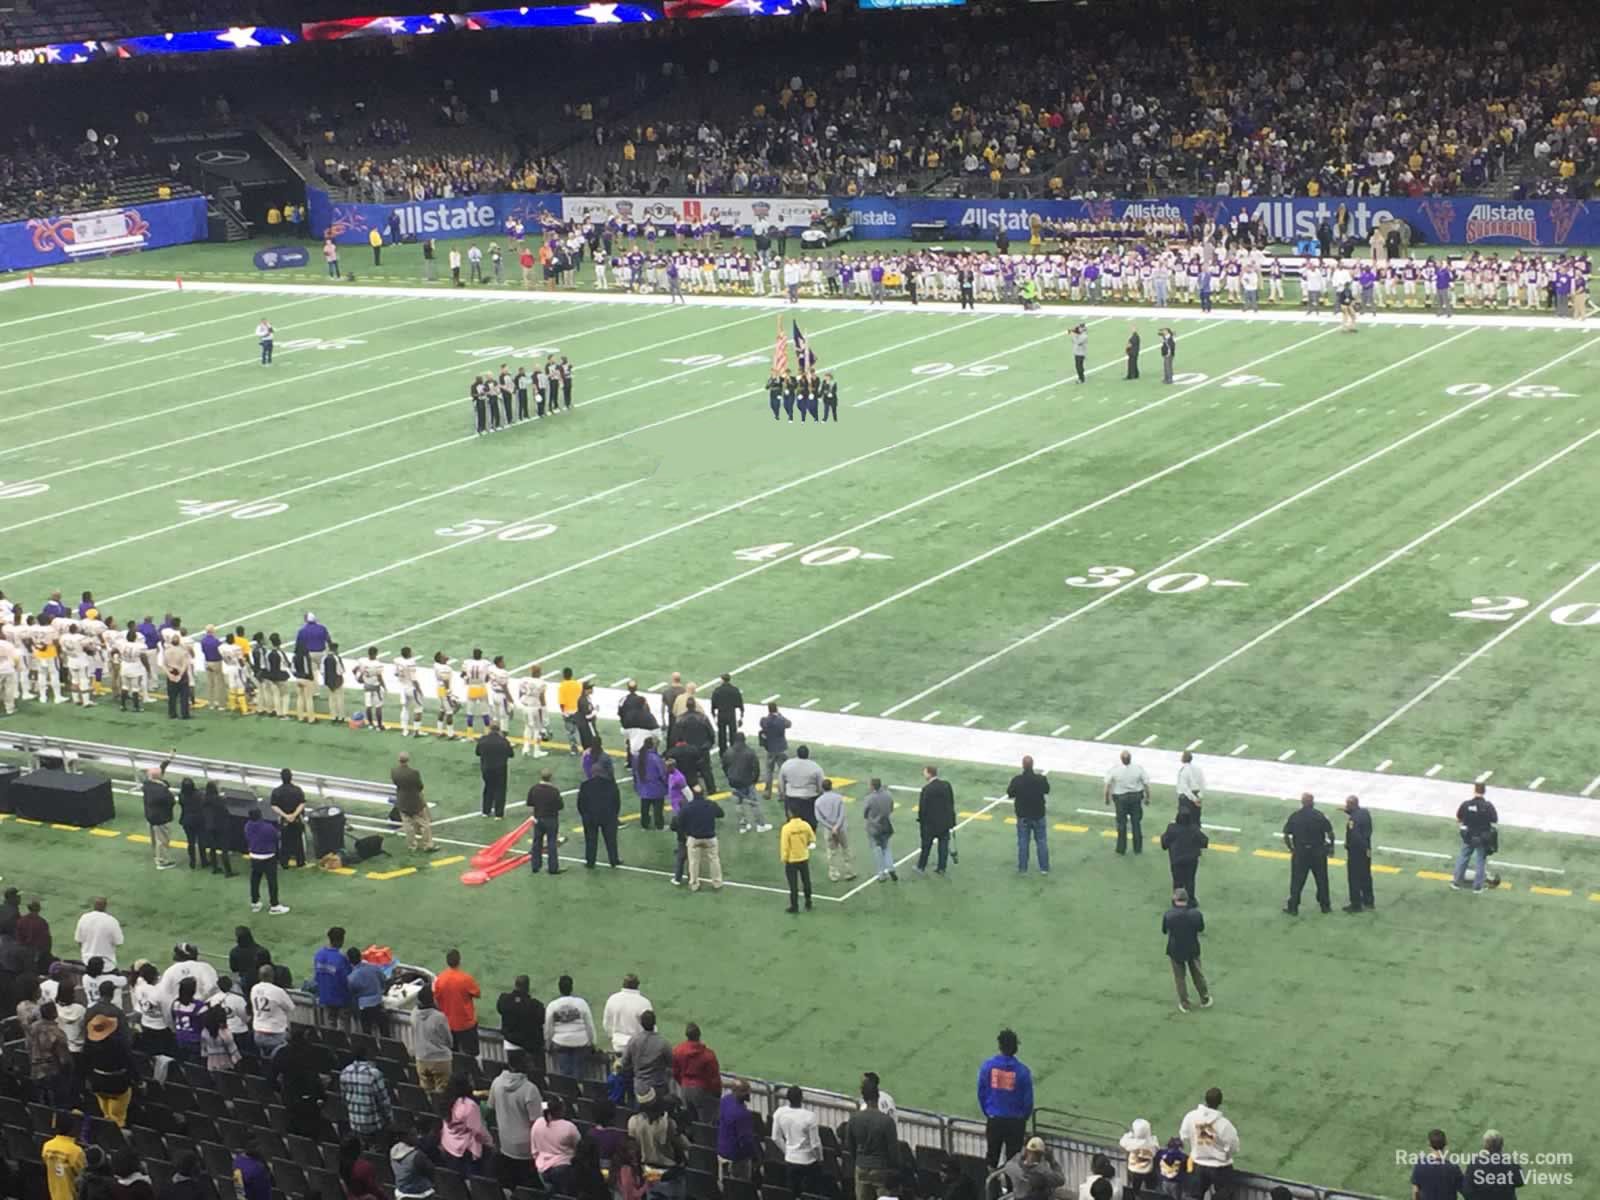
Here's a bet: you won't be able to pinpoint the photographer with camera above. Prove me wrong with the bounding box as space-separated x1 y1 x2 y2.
1451 782 1500 893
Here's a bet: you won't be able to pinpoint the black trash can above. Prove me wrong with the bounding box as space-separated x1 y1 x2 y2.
308 805 346 858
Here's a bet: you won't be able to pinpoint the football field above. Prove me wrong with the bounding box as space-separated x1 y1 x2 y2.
5 277 1600 787
4 270 1600 1197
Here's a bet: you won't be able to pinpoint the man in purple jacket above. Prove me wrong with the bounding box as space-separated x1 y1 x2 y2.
634 736 668 830
717 1079 759 1181
245 809 290 915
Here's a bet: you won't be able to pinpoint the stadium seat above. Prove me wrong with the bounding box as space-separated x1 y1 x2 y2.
468 1174 505 1200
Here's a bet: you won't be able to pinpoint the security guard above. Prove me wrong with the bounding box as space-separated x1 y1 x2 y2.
1282 792 1335 914
708 672 744 756
1342 795 1374 912
1175 749 1205 818
1103 750 1150 855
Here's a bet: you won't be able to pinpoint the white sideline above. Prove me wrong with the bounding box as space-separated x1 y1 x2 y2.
1326 557 1600 766
23 273 1600 333
1095 338 1600 739
515 682 1600 842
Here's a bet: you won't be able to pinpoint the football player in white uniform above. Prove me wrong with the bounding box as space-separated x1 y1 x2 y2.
354 646 387 731
432 652 460 738
461 648 491 734
393 646 422 737
515 671 548 757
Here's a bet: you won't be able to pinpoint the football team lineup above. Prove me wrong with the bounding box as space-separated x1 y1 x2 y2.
4 276 1600 797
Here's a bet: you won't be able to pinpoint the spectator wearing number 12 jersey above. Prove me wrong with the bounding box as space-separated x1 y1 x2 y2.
978 1028 1034 1170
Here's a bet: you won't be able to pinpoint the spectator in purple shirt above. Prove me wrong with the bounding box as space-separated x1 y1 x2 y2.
78 591 96 619
199 626 225 714
232 1143 272 1200
716 1080 759 1181
634 737 668 829
244 809 289 915
138 617 160 650
40 591 67 621
1434 265 1454 316
295 612 330 656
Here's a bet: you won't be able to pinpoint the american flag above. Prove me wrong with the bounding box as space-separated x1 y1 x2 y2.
771 319 789 375
664 0 823 16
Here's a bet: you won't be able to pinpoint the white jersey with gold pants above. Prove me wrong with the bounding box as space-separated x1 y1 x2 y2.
31 625 63 703
462 657 491 731
433 660 459 737
393 654 422 736
515 676 547 756
0 640 18 714
116 637 148 710
487 663 510 725
355 655 386 730
60 631 94 705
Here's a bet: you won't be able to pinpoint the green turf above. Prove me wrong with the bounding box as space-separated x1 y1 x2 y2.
4 270 1600 1197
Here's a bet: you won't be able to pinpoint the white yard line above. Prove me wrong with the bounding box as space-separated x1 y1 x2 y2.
835 794 1008 901
759 328 1464 717
8 311 882 575
1051 724 1072 737
1008 720 1029 732
1327 558 1600 765
1 300 651 488
0 288 161 330
1583 774 1600 798
384 322 1156 667
840 702 861 714
0 290 257 358
0 292 331 376
342 818 814 899
210 479 643 625
0 294 413 411
963 715 984 727
511 327 1239 676
1097 411 1600 739
0 305 757 536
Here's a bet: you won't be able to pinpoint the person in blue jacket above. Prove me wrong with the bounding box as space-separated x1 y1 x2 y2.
978 1027 1034 1169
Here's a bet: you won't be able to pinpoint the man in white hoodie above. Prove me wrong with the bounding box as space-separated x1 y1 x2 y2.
602 973 652 1052
1178 1087 1239 1198
543 974 596 1079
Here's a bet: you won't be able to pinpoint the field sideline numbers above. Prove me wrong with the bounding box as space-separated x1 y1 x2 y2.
1451 595 1600 626
1446 382 1577 399
1065 565 1248 594
0 480 48 499
911 363 1008 378
177 499 287 519
1169 372 1281 388
734 542 892 567
458 345 562 360
661 353 768 369
435 517 558 542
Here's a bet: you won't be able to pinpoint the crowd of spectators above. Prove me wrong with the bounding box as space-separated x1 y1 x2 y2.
551 3 1600 201
0 888 1532 1200
0 130 181 222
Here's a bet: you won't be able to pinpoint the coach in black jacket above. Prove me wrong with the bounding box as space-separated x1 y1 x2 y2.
709 673 744 755
915 766 956 876
577 772 622 869
1160 809 1210 908
476 723 514 818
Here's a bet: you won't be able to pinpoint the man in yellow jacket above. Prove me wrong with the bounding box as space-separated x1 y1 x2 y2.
368 226 383 266
780 811 813 914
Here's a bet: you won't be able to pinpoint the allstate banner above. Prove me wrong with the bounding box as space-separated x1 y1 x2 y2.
0 195 209 272
832 195 1600 247
560 195 828 232
306 188 565 246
